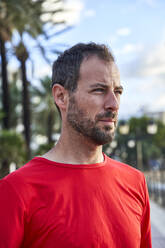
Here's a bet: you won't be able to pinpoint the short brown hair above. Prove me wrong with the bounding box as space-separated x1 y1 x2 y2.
52 42 115 92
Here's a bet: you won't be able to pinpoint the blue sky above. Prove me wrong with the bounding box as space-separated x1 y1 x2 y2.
10 0 165 119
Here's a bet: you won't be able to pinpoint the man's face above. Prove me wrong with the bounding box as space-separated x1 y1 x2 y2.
66 56 123 145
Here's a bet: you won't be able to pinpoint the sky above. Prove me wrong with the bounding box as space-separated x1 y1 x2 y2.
10 0 165 119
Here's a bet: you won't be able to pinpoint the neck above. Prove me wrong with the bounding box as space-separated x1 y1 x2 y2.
43 125 104 164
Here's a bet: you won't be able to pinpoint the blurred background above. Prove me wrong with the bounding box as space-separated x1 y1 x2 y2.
0 0 165 244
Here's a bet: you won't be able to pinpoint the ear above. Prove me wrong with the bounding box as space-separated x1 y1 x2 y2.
52 84 68 112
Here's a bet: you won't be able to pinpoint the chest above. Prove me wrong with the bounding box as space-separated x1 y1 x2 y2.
23 178 142 248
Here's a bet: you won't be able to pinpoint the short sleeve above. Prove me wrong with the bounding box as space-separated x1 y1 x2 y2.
140 176 152 248
0 179 25 248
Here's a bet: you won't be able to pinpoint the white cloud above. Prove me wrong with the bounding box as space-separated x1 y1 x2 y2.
116 28 131 36
34 64 51 80
138 41 165 77
122 43 143 54
115 43 143 55
41 0 84 25
140 0 157 7
123 39 165 82
109 27 131 45
120 38 165 113
152 94 165 110
84 9 96 17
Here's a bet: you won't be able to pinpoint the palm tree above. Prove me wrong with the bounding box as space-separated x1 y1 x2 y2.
0 130 26 178
0 0 71 171
9 71 22 128
0 0 15 129
32 76 61 145
0 0 24 174
13 0 69 159
15 42 31 159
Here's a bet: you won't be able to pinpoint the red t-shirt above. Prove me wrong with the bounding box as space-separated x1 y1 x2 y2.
0 154 151 247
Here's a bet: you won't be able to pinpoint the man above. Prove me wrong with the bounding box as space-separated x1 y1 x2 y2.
0 43 151 247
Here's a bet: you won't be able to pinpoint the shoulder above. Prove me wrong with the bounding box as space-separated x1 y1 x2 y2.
105 155 146 193
2 158 38 183
0 157 51 208
105 155 144 178
105 155 147 205
1 157 46 196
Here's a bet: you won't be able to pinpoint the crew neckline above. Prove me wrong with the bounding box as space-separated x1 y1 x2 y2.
33 153 107 169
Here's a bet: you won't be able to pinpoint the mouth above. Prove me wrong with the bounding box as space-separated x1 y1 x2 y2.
99 119 116 128
99 119 116 123
96 111 118 122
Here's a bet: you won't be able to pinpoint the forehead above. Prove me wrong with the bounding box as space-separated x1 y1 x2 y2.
78 55 120 86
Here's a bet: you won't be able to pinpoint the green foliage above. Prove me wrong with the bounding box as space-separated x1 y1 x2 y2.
114 116 165 170
35 142 55 157
0 130 26 167
32 76 61 143
0 110 5 121
129 116 150 136
143 141 162 159
0 0 69 165
153 121 165 151
9 72 22 128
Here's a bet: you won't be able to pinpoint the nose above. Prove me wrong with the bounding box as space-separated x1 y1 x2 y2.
104 91 119 112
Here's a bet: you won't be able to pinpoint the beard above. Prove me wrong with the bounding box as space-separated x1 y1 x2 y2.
67 95 117 145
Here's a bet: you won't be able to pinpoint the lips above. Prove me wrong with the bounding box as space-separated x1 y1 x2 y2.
99 119 116 122
100 119 116 122
96 111 118 121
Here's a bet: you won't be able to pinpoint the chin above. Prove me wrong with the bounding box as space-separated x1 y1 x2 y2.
103 126 115 133
93 133 114 146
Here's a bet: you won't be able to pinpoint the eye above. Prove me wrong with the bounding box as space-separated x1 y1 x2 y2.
93 88 105 93
115 89 123 95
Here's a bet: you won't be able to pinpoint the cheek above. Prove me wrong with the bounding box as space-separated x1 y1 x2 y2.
116 95 121 103
75 94 103 117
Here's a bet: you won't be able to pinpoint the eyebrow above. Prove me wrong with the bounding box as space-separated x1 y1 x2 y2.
89 83 124 91
89 83 108 89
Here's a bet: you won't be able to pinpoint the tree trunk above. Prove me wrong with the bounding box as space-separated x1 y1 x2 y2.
0 35 10 129
0 35 10 177
47 111 54 144
0 159 10 179
20 60 31 160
